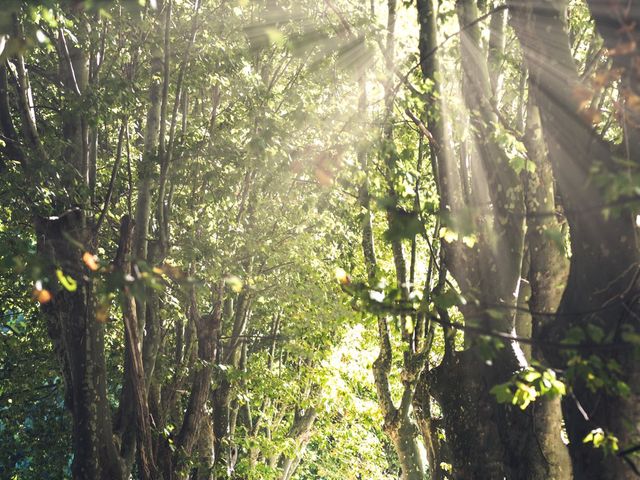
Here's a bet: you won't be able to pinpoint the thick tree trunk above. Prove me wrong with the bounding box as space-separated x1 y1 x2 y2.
170 282 224 479
414 1 572 477
36 211 124 480
430 3 546 478
194 418 215 480
511 2 640 478
416 2 503 477
211 374 232 479
456 0 526 319
428 349 509 479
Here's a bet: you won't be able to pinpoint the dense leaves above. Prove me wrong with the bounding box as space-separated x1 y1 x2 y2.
1 0 639 479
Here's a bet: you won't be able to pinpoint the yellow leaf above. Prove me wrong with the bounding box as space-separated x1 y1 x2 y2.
462 235 477 248
56 269 77 292
34 288 52 304
334 267 350 285
405 316 414 335
82 252 99 271
439 227 458 243
226 275 243 293
161 263 185 280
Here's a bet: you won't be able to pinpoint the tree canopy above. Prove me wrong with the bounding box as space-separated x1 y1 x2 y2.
0 0 639 479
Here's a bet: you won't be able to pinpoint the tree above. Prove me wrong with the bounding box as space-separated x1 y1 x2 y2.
510 1 640 478
2 0 639 479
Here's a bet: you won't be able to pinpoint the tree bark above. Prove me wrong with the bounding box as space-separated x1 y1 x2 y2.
115 216 157 480
414 1 568 477
511 2 640 478
524 86 573 480
278 408 317 480
36 211 124 480
171 281 224 479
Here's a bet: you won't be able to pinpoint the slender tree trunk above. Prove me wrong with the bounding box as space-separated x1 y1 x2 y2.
487 0 507 103
58 17 89 187
523 87 573 480
132 2 165 339
170 281 224 479
115 216 157 480
367 3 428 478
278 408 317 480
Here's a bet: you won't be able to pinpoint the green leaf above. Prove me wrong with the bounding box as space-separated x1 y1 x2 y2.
621 331 640 345
56 269 77 292
433 289 462 310
550 379 566 396
522 370 541 383
265 27 285 46
586 324 605 343
490 383 513 404
383 208 422 241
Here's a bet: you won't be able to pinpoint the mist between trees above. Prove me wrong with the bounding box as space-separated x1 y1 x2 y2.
0 0 639 479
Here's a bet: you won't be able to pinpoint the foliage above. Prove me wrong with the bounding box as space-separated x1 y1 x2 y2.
1 0 639 478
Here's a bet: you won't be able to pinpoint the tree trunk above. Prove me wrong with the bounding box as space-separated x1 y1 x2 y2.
523 87 573 480
387 415 426 480
171 282 224 479
428 349 509 479
511 2 640 478
116 216 157 480
278 408 317 480
36 211 124 480
413 0 573 477
211 373 232 479
413 369 447 480
194 418 215 480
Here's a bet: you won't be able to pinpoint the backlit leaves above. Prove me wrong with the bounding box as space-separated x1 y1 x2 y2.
55 269 77 292
82 252 99 271
583 428 619 455
225 275 244 293
491 366 566 410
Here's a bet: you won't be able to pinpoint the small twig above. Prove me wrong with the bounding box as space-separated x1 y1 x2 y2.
364 300 640 351
405 108 436 146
